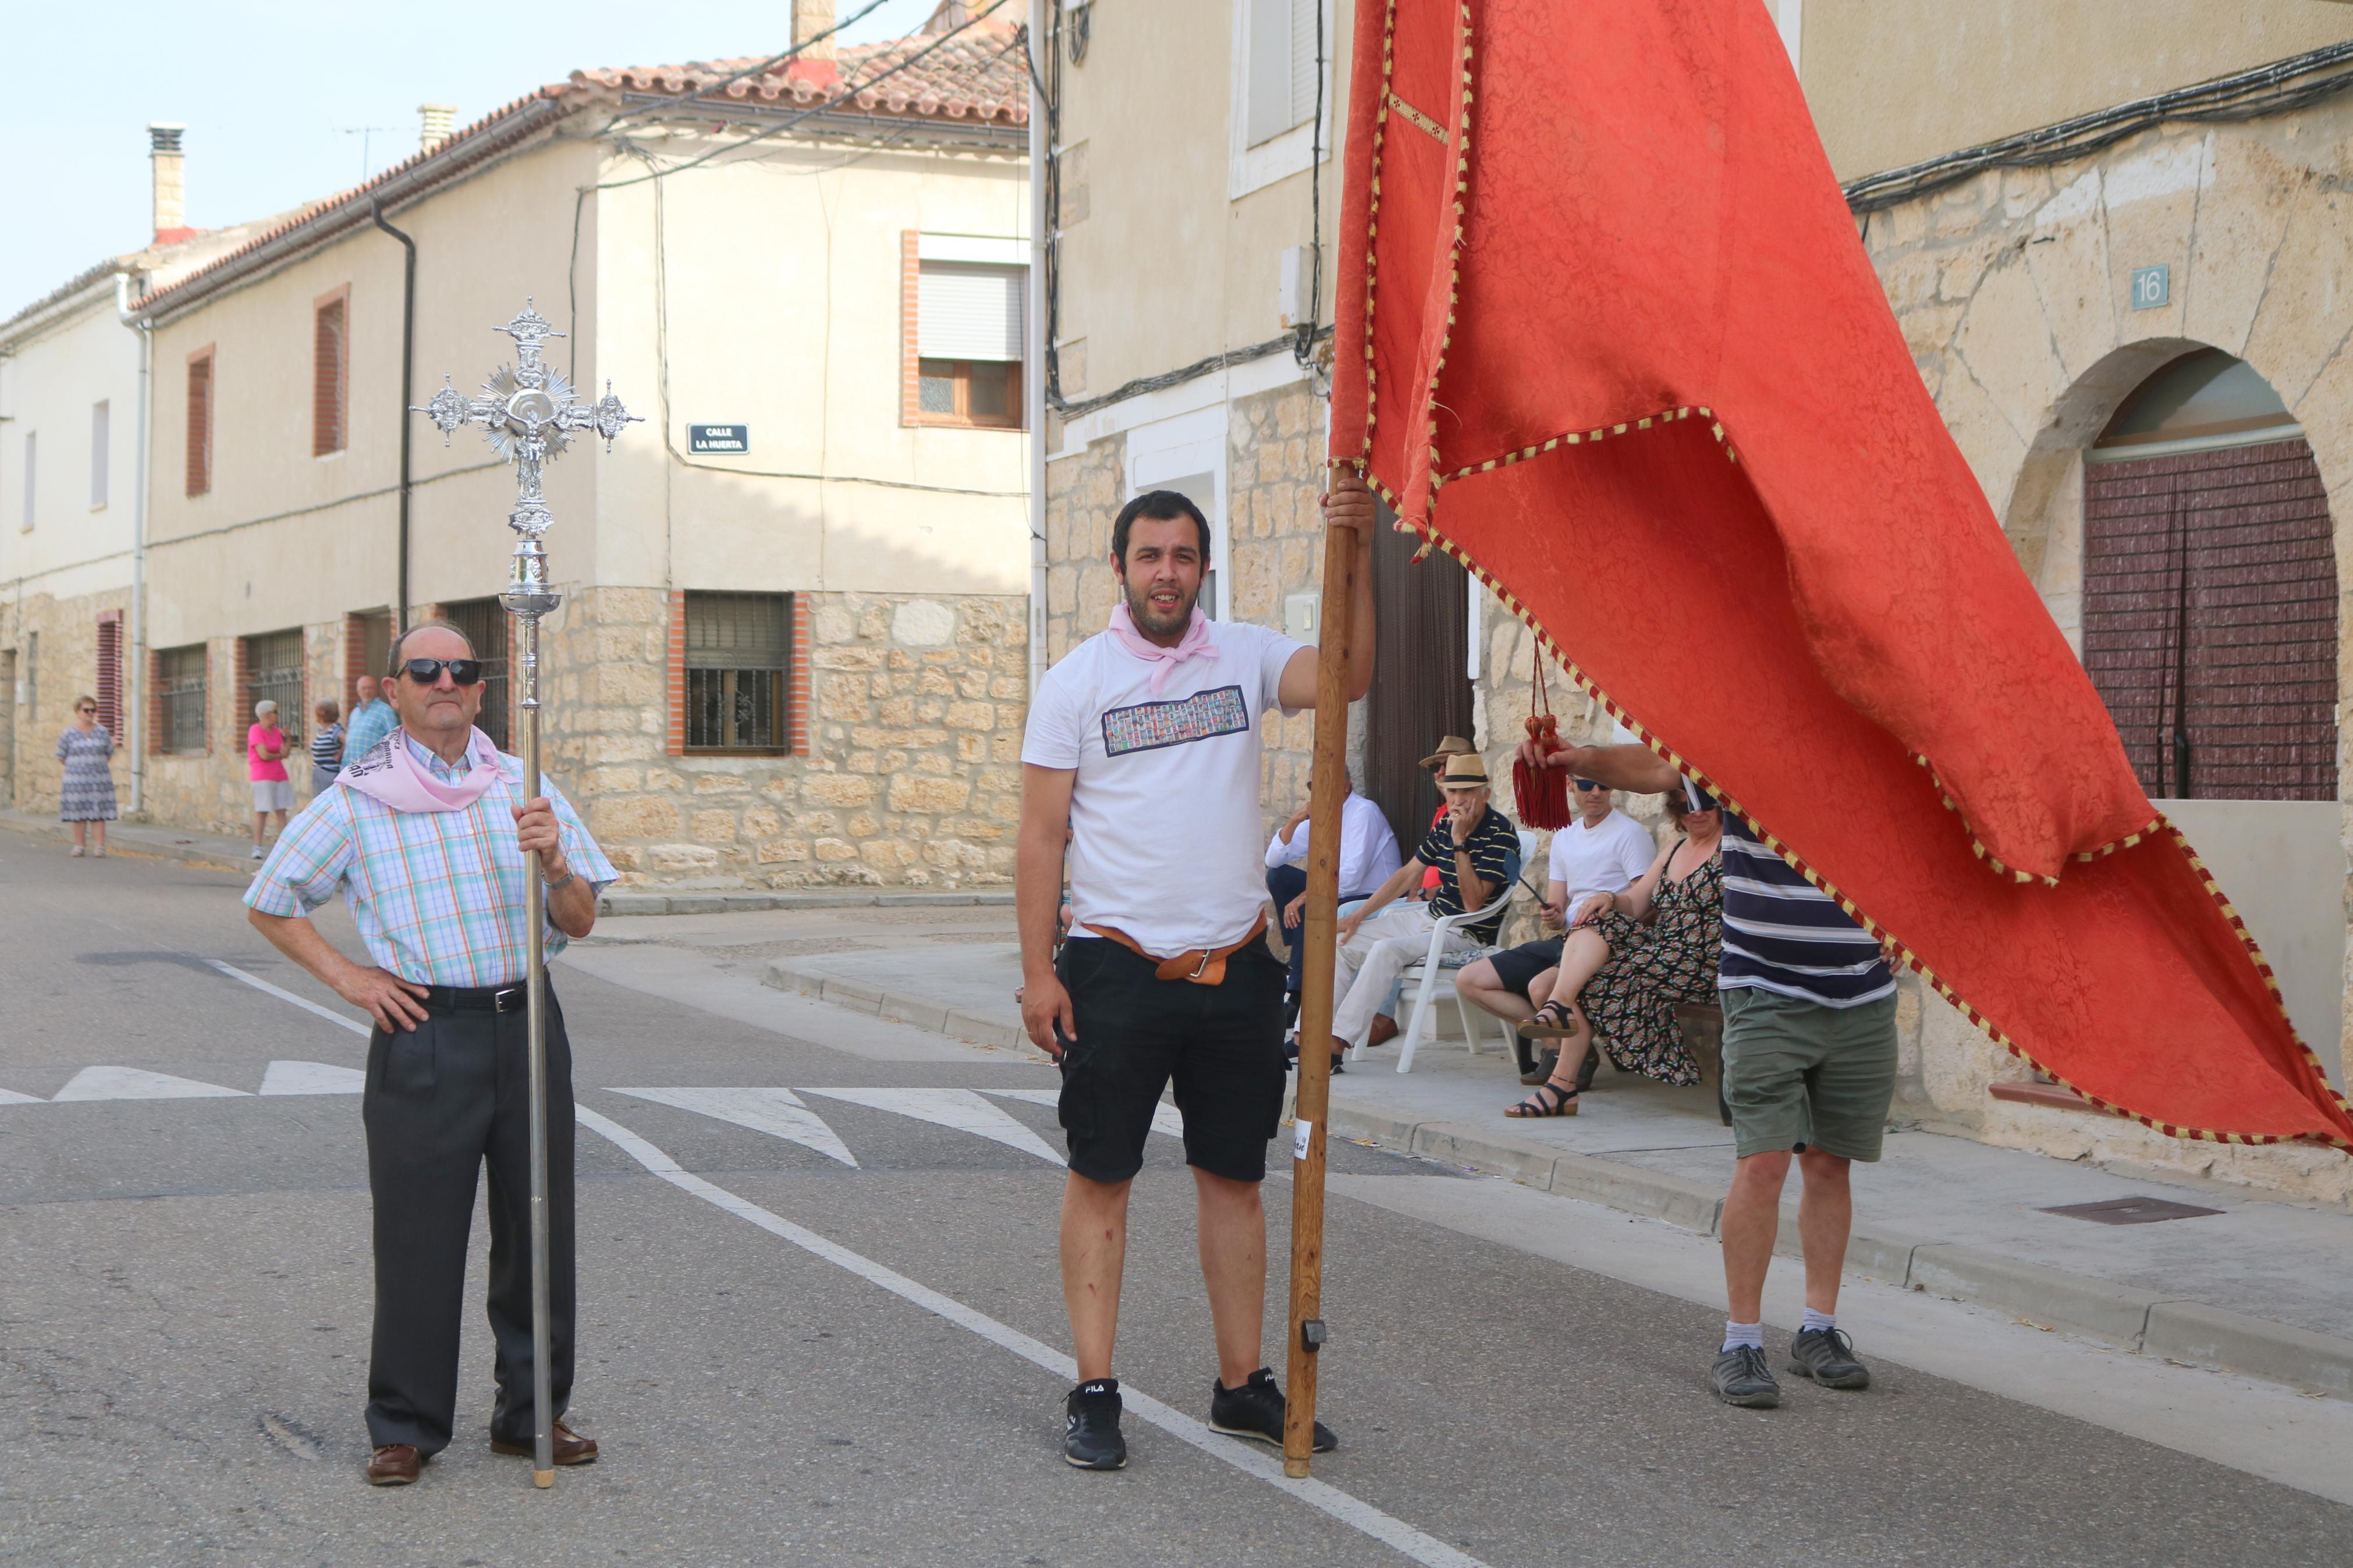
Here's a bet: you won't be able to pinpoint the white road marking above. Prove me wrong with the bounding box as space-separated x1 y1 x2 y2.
207 961 372 1037
801 1086 1061 1163
608 1086 860 1167
984 1085 1186 1141
51 1066 248 1101
259 1060 366 1096
0 1087 43 1105
576 1105 1488 1568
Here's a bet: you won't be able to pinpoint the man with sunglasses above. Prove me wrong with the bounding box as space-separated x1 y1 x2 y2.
246 622 617 1488
1454 774 1655 1082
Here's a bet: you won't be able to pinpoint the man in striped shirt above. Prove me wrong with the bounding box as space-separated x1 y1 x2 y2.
247 622 616 1487
1520 735 1891 1410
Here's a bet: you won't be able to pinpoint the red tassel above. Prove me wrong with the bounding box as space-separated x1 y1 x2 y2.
1513 644 1573 829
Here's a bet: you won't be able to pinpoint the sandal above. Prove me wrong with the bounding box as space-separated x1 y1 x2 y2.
1504 1080 1579 1118
1517 1000 1584 1039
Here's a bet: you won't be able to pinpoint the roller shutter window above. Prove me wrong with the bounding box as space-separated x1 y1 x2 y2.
95 615 122 740
442 598 512 751
91 401 108 510
1246 0 1322 147
916 262 1024 429
313 296 347 457
186 350 213 497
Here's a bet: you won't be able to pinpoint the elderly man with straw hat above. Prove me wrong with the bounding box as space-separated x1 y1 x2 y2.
1326 752 1520 1061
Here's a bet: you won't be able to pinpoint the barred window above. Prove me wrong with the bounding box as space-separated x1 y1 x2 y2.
442 598 511 750
158 644 207 753
685 592 792 752
243 629 306 745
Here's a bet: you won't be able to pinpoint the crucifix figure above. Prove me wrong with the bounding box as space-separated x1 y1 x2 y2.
412 298 637 1488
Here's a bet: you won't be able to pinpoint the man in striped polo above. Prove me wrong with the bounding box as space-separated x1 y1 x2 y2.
1518 738 1891 1409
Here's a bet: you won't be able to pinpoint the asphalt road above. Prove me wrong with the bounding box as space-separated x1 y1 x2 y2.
3 834 2350 1566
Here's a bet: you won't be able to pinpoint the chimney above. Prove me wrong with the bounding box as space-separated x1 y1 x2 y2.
417 104 457 154
792 0 836 61
148 123 194 246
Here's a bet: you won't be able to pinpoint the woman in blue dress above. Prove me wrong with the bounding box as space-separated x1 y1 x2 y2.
56 695 119 857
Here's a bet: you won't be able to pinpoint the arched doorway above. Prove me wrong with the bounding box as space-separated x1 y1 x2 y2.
2079 350 2337 801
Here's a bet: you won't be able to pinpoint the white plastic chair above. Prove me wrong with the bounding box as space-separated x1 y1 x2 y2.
1388 829 1538 1074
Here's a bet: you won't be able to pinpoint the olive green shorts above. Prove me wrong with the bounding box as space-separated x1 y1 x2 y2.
1720 988 1900 1161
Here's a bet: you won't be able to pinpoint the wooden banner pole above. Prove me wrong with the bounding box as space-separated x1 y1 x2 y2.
1282 483 1362 1477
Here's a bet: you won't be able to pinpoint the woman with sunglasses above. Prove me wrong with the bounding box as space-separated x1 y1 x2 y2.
1506 781 1724 1116
55 695 119 857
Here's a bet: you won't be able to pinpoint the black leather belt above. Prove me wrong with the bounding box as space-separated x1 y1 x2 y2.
421 983 528 1014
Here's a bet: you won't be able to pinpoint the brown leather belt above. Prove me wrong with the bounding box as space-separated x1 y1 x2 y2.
1085 912 1268 986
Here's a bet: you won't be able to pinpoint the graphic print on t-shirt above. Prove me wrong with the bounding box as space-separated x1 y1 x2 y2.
1101 685 1250 758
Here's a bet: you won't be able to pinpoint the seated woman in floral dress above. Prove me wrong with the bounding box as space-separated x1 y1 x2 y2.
1504 781 1724 1117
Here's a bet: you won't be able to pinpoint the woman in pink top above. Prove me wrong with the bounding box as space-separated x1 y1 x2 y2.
248 698 294 858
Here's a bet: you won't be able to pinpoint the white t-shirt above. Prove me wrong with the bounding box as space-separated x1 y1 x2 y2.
1024 620 1305 954
1546 808 1655 911
1265 791 1404 899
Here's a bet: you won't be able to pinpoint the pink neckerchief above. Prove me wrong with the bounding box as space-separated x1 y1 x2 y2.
1108 601 1214 695
336 727 505 813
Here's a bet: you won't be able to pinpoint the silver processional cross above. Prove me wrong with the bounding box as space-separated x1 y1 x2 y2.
411 298 637 1491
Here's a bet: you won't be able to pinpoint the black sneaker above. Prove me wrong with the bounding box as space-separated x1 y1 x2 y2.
1064 1378 1127 1470
1710 1344 1780 1408
1209 1368 1336 1452
1788 1326 1871 1390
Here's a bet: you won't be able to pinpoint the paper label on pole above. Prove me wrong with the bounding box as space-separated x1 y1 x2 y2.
1293 1118 1314 1162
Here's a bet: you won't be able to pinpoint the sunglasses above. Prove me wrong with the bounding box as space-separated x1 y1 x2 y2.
1574 778 1606 791
398 657 484 687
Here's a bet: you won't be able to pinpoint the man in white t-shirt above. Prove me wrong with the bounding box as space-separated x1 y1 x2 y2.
1456 776 1654 1079
1265 770 1403 1011
1019 478 1375 1471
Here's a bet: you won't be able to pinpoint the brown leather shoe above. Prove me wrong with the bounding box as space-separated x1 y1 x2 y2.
366 1445 422 1486
1367 1014 1400 1049
491 1420 599 1466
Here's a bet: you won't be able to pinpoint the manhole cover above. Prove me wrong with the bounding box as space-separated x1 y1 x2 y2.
2039 1195 2223 1225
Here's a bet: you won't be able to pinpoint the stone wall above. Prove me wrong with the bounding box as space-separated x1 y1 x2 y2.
552 586 1029 890
2 586 132 818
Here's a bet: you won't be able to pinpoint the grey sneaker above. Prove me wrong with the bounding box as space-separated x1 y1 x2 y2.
1788 1326 1871 1390
1711 1344 1780 1408
1063 1379 1126 1470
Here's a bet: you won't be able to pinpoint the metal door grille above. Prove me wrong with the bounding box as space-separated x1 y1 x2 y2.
2081 437 2337 799
685 592 792 752
158 644 207 753
442 598 511 749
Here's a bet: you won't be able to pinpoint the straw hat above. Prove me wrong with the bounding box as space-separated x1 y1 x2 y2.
1439 753 1490 788
1418 733 1475 769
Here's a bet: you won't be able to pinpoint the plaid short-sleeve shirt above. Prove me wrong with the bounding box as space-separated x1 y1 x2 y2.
245 734 617 987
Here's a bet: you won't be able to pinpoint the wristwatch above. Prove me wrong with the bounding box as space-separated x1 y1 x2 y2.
543 867 577 893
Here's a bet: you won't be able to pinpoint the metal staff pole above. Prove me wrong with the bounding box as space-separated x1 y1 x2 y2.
412 300 637 1489
1282 466 1363 1477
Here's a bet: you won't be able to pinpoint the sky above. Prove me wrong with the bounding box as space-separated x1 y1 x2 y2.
0 0 946 317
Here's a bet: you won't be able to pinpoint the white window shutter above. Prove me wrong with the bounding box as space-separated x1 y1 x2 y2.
1289 0 1319 129
917 262 1025 361
1245 0 1294 147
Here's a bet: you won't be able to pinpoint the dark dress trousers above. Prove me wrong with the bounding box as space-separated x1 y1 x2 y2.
361 987 576 1455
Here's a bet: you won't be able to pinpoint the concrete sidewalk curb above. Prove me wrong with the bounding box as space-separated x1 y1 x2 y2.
604 889 1014 917
764 956 2353 1402
0 809 254 874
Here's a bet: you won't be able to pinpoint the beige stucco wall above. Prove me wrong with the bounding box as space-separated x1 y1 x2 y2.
1791 0 2353 182
1050 0 1354 402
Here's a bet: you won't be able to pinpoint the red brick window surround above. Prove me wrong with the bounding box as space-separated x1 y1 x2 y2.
669 590 806 756
902 232 1027 431
94 611 123 741
313 287 349 457
185 346 215 497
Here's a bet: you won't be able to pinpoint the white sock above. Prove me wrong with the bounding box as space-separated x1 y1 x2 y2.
1720 1320 1764 1353
1801 1308 1836 1335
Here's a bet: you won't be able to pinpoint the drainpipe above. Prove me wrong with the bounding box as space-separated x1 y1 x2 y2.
1025 16 1049 694
370 199 416 632
115 272 150 814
